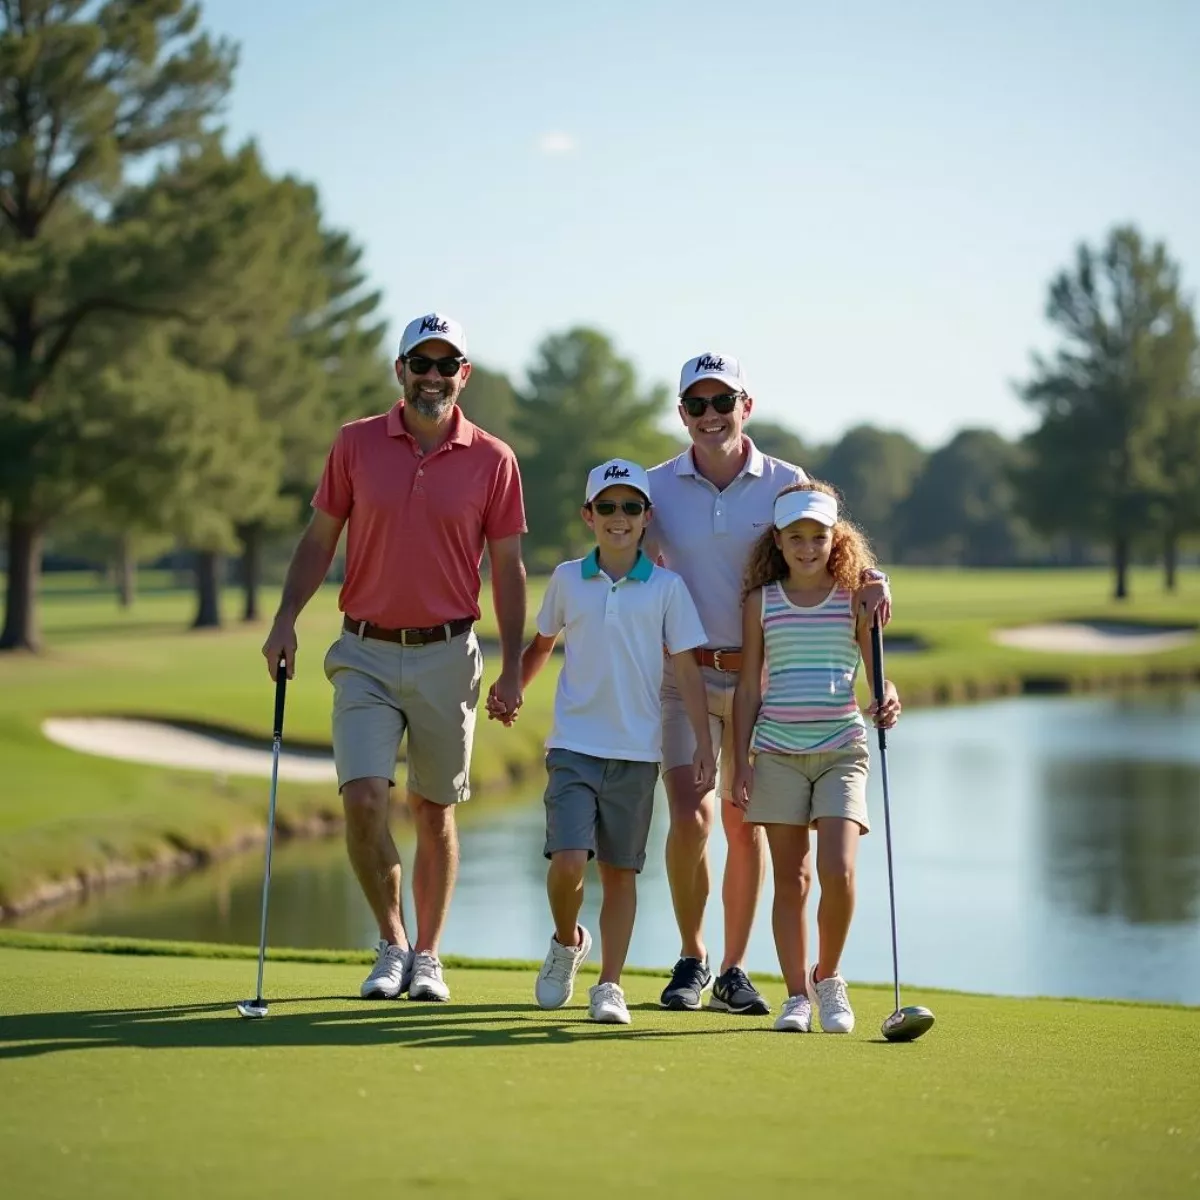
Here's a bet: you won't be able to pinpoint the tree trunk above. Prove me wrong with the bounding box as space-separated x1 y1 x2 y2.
117 533 136 609
1112 533 1130 600
240 523 262 623
192 550 222 629
0 516 43 651
1163 529 1178 593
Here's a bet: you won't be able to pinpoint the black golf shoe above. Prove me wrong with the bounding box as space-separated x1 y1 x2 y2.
659 956 713 1010
708 966 770 1015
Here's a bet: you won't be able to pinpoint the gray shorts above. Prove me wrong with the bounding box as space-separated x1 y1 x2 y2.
322 626 484 805
543 748 659 872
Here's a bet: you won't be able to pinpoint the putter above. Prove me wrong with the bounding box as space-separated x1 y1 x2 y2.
870 615 935 1043
236 654 289 1020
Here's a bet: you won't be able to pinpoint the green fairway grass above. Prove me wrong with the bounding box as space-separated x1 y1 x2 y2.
0 938 1196 1199
1 568 1197 915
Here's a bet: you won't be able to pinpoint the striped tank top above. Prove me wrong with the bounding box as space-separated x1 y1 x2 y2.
751 580 867 755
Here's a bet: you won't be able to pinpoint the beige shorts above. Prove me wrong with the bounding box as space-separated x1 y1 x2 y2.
745 742 871 832
322 626 484 804
661 658 738 798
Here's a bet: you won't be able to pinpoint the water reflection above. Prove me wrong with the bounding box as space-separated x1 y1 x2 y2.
1041 759 1200 924
13 689 1200 1006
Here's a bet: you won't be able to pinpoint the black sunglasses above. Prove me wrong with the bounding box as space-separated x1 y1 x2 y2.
404 354 466 377
591 500 648 517
681 392 742 417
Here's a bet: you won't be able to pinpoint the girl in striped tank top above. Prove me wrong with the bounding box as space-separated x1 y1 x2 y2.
731 481 901 1035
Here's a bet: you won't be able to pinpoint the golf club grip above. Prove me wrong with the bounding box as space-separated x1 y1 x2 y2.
273 656 287 739
869 615 887 750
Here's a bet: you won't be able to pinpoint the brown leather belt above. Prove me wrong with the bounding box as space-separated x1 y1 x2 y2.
694 647 742 672
344 615 473 646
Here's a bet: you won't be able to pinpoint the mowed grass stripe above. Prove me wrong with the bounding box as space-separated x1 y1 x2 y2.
1 946 1197 1199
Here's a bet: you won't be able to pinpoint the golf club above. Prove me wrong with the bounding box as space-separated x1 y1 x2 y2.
870 614 935 1043
236 654 288 1020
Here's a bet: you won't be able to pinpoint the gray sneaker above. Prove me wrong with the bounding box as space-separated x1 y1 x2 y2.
535 927 593 1009
709 966 770 1015
360 940 413 999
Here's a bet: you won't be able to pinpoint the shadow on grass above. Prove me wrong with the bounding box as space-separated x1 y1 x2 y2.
0 996 759 1059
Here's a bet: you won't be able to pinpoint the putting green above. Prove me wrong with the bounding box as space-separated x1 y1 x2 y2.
1 940 1197 1198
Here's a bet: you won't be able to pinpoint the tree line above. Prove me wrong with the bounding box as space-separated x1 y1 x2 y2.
2 4 1197 652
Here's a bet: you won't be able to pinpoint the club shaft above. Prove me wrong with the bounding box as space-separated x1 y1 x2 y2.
253 735 282 1003
869 615 902 1014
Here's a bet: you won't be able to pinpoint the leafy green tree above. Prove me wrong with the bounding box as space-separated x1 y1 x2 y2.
457 363 527 454
0 0 236 649
896 429 1035 565
1017 225 1197 599
1155 380 1200 591
817 425 926 562
746 418 819 473
512 328 677 568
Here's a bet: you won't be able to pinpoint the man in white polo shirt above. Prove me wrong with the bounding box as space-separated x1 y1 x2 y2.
501 458 715 1025
646 353 892 1016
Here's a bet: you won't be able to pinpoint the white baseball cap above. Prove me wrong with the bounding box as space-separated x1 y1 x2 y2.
399 312 467 357
585 458 652 504
678 352 748 396
774 489 838 529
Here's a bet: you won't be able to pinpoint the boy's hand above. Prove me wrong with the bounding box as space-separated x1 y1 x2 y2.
692 744 716 793
731 762 753 811
867 681 902 729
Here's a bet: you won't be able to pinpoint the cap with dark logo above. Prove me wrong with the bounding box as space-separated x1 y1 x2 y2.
399 312 467 357
584 458 652 504
678 352 747 396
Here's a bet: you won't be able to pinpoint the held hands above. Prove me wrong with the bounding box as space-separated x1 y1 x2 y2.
859 577 892 628
692 743 716 793
486 667 524 727
262 616 297 680
867 680 902 729
731 761 753 812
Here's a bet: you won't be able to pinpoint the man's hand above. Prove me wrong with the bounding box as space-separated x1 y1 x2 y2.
859 577 892 627
486 667 524 726
692 744 716 793
262 616 298 680
867 681 902 729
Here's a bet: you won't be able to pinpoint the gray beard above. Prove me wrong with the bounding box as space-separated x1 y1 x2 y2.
408 390 454 421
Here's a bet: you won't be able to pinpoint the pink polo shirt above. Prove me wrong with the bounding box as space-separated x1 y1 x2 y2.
312 401 526 629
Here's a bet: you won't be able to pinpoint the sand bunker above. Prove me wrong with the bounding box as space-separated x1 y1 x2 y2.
991 621 1195 656
41 717 337 783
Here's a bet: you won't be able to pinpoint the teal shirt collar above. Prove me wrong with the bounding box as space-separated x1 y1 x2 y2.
581 548 654 583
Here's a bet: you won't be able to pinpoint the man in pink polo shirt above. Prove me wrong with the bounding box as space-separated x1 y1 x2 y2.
262 312 527 1004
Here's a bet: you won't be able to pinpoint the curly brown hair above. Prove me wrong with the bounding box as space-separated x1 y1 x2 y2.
742 480 876 599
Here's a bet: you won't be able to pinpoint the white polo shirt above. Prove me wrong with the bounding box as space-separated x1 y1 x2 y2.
537 549 708 762
645 439 807 650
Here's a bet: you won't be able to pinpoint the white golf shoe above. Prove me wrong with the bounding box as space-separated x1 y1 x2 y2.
807 964 855 1033
535 926 593 1009
408 950 451 1002
588 981 631 1024
773 993 813 1032
360 940 413 999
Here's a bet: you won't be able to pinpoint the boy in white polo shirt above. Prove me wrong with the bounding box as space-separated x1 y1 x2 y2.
497 458 715 1024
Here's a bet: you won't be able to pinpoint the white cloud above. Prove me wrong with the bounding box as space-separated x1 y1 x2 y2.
537 132 578 156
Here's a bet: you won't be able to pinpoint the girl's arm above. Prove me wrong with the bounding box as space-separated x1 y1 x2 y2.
731 589 765 807
855 600 901 729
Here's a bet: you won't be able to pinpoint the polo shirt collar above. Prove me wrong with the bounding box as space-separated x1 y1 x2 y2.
385 401 476 446
581 548 654 582
674 436 764 479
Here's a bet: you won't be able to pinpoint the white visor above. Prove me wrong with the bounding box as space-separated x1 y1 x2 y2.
774 490 838 529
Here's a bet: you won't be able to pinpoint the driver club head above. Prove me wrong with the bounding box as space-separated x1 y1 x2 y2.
236 999 268 1020
881 1005 935 1042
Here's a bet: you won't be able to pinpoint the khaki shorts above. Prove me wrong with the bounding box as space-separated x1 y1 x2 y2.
745 742 871 832
322 626 484 804
661 658 737 798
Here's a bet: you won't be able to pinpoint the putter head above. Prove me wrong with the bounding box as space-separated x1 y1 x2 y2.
236 999 268 1020
881 1005 934 1042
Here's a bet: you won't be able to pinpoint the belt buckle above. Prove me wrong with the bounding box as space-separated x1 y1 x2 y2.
712 648 730 671
401 627 421 646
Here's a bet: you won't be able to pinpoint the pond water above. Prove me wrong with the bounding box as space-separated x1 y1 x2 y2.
15 689 1200 1006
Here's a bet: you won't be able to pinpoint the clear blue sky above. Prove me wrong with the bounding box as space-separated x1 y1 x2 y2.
198 0 1200 449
